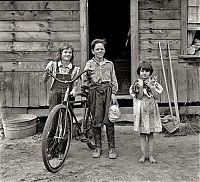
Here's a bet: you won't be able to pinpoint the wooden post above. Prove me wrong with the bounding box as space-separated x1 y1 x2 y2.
130 0 139 83
181 0 188 55
0 73 5 133
80 0 89 71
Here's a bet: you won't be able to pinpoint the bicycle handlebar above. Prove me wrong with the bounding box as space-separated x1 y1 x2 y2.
45 69 92 84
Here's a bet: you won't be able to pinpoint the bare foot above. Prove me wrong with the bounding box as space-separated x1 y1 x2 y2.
138 156 146 163
149 155 157 163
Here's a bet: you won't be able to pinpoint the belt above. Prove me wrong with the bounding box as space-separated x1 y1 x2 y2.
100 81 110 84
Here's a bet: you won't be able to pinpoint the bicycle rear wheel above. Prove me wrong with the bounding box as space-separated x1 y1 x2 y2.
42 104 72 173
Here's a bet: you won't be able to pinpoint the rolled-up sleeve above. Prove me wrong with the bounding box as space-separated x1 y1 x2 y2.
43 61 54 81
82 61 92 87
155 82 163 94
71 66 80 85
129 84 136 98
111 64 118 94
45 61 53 72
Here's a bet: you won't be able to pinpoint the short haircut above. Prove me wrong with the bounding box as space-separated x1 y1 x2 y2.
136 61 154 76
91 39 106 50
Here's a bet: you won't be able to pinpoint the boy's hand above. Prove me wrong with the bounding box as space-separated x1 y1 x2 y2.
111 94 118 104
81 85 89 96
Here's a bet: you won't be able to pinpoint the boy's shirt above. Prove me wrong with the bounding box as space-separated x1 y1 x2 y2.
83 58 118 94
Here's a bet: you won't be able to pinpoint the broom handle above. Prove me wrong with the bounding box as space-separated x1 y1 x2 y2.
158 42 173 116
167 42 180 122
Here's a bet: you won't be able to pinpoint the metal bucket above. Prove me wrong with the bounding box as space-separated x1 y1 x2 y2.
3 114 37 139
161 115 180 133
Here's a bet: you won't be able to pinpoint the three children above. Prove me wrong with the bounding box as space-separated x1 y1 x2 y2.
44 42 163 163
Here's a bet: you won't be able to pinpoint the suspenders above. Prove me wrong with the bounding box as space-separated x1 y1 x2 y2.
56 60 75 75
51 61 75 91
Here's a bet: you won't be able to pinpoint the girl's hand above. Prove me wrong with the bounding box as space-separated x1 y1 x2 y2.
138 79 143 87
146 78 156 89
70 87 77 97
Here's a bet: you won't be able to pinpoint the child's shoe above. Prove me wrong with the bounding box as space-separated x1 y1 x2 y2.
109 148 117 159
138 156 146 163
80 134 89 142
92 147 101 158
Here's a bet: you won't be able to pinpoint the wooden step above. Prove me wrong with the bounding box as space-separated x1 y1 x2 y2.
25 105 200 118
117 107 134 122
116 95 132 99
118 114 134 122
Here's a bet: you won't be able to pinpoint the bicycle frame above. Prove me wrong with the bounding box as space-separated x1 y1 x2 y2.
46 69 92 134
53 81 89 142
65 93 89 140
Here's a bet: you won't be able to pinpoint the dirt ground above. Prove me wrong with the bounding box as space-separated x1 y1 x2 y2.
0 124 199 182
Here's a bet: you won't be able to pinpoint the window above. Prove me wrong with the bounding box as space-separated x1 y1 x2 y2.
187 0 200 56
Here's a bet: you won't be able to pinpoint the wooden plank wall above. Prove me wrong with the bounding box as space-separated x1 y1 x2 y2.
139 0 200 104
0 1 81 108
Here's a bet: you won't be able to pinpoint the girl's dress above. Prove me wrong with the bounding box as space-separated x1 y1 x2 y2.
129 77 163 134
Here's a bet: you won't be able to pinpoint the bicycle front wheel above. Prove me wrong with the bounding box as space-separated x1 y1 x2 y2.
42 104 72 173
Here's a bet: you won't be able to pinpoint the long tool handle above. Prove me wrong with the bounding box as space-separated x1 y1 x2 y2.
167 42 180 122
158 42 173 116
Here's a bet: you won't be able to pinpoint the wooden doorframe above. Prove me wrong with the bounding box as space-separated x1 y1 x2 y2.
80 0 89 70
80 0 139 83
130 0 139 83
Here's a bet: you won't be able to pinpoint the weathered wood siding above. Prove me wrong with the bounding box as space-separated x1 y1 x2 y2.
139 0 200 104
0 1 80 107
1 0 200 111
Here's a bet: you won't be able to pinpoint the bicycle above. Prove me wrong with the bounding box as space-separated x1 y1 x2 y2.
42 69 95 173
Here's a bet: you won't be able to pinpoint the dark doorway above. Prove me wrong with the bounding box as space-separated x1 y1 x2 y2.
88 0 131 95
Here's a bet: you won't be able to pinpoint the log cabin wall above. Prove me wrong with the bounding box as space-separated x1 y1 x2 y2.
138 0 200 104
0 1 80 109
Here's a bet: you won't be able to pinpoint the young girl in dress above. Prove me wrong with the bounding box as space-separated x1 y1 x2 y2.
129 61 163 163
